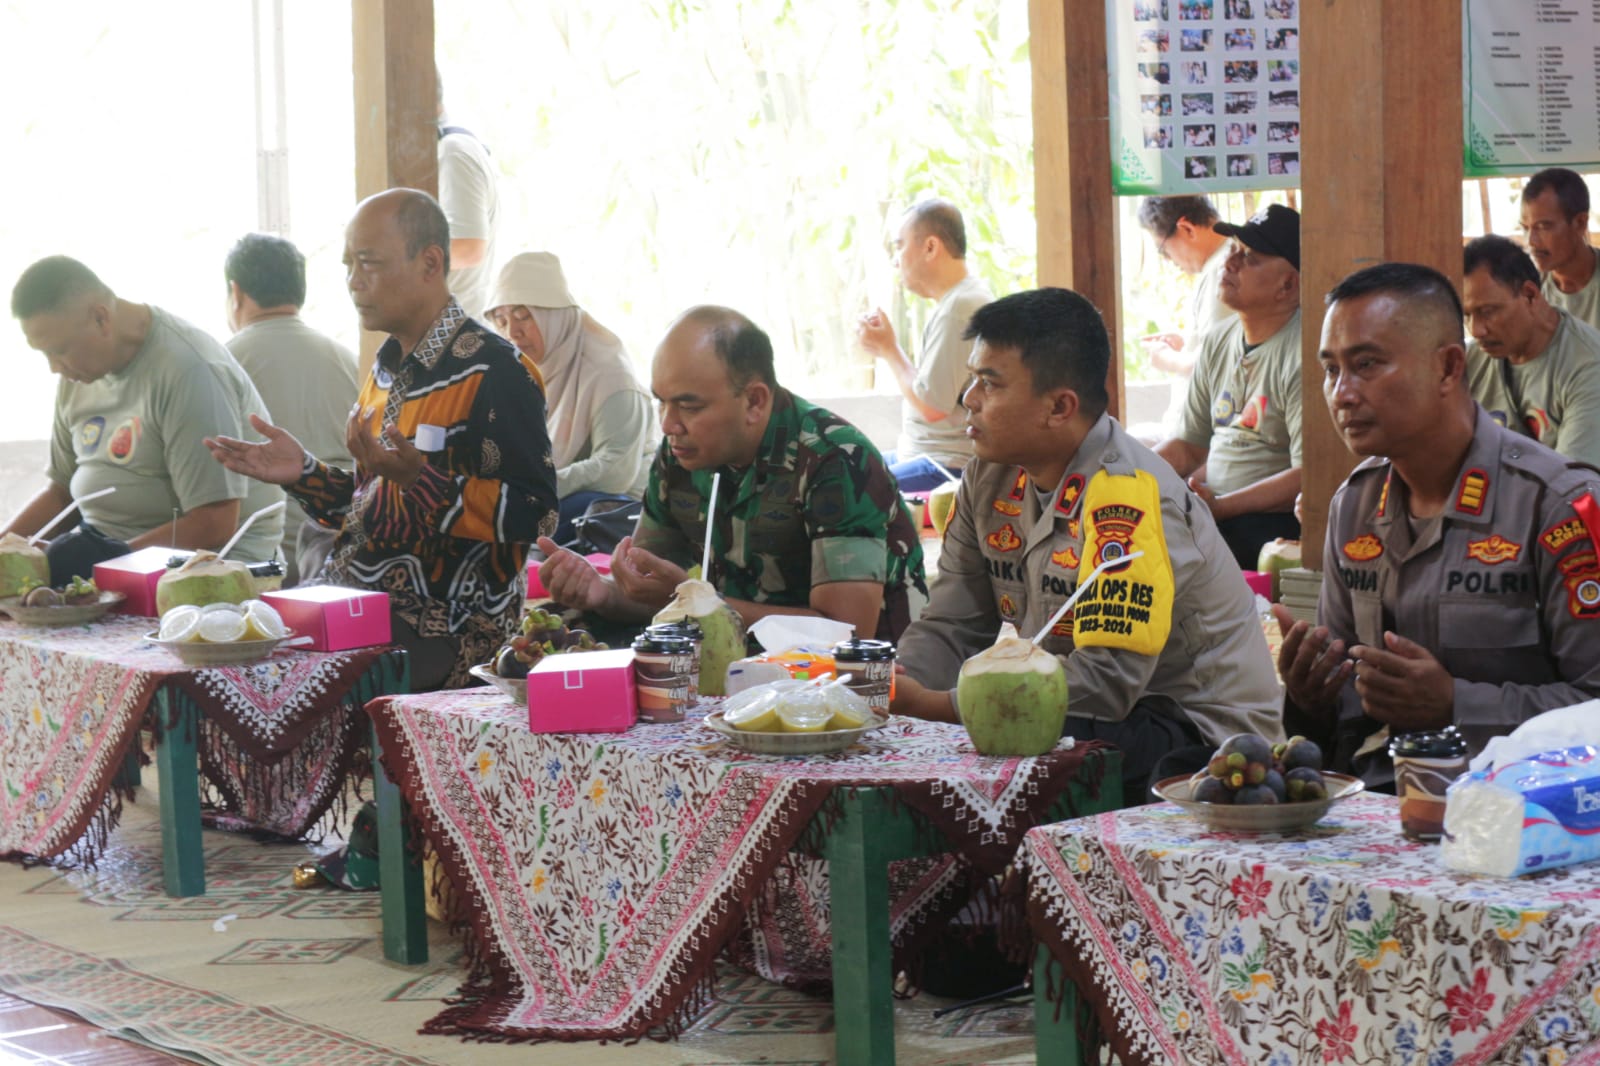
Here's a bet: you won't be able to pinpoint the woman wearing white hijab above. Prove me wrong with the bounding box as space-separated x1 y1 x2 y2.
486 252 653 543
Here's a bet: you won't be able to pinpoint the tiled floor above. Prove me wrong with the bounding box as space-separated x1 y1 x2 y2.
0 993 188 1065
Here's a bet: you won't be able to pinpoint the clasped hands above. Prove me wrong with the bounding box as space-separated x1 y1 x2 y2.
537 535 687 614
1271 604 1454 732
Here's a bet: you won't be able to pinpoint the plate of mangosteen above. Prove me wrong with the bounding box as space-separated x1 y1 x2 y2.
1152 733 1364 832
0 576 125 626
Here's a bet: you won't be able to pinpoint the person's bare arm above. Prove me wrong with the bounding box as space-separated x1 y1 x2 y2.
450 237 488 270
1196 466 1301 521
128 498 242 551
1155 437 1207 478
1 481 74 539
857 311 946 422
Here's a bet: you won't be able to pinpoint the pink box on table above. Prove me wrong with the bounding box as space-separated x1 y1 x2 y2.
526 553 611 599
94 547 184 616
528 648 637 733
261 586 391 651
1241 570 1273 600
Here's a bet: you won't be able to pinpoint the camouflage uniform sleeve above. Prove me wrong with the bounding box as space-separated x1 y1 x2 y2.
803 444 894 586
630 452 695 569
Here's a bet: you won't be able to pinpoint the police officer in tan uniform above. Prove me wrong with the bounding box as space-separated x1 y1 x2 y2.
1278 263 1600 789
894 287 1282 805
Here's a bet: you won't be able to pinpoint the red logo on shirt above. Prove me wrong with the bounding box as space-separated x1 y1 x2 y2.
1560 551 1600 619
107 417 141 465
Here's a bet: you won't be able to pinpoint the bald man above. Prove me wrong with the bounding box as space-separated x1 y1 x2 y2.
538 305 928 641
1276 262 1600 789
207 188 558 689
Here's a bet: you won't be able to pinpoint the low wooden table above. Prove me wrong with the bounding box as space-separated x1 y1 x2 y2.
369 690 1120 1065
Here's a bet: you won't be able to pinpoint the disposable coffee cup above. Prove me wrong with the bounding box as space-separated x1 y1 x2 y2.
1390 727 1470 842
645 621 703 700
631 633 694 723
831 638 895 716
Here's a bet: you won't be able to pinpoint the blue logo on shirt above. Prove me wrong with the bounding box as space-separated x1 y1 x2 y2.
78 416 105 454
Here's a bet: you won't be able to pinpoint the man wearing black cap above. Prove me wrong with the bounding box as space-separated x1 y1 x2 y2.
1156 203 1303 570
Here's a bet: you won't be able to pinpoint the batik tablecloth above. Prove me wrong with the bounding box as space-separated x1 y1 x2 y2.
368 689 1109 1041
1023 792 1600 1066
0 614 392 861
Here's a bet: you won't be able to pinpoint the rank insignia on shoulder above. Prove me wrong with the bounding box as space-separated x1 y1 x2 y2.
1051 547 1080 570
993 499 1022 516
986 523 1023 553
1342 534 1383 562
1455 468 1488 516
1465 534 1521 565
1056 474 1085 518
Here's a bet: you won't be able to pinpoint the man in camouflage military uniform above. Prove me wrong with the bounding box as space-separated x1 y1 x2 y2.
1277 263 1600 789
539 305 927 640
893 287 1281 805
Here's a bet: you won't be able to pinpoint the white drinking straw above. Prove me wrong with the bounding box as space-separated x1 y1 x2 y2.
933 463 962 484
217 500 287 560
26 486 116 546
700 471 721 578
1032 551 1146 646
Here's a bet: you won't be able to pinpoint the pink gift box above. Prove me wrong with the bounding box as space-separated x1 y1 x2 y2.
527 552 611 599
94 547 186 616
528 648 637 733
1241 570 1273 600
261 586 391 651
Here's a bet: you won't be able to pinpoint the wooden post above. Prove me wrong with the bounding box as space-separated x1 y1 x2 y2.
1030 0 1123 420
351 0 437 371
1298 0 1463 569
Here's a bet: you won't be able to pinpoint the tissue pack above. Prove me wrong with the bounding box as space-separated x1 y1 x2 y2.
1440 746 1600 877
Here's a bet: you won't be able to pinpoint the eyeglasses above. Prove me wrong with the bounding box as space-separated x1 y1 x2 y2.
1157 232 1174 262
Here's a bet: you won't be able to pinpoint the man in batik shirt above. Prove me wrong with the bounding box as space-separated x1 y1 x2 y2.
207 188 558 689
538 305 926 641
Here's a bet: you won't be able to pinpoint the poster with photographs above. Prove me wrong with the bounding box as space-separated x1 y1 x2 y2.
1464 0 1600 175
1109 0 1301 193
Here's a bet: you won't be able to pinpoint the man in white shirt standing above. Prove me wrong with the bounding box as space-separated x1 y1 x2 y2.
436 75 499 321
856 198 993 491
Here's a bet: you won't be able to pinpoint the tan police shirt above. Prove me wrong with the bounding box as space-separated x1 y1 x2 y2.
1317 406 1600 772
897 414 1282 746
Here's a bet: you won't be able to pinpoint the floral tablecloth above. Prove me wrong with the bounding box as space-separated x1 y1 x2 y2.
368 689 1110 1041
1022 793 1600 1066
0 614 393 862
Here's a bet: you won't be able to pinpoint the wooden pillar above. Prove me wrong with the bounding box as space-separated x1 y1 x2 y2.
1030 0 1123 419
1298 0 1463 569
351 0 437 370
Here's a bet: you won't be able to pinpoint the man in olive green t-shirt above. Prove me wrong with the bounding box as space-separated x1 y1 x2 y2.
1156 204 1303 570
5 256 284 567
1521 167 1600 331
1463 234 1600 468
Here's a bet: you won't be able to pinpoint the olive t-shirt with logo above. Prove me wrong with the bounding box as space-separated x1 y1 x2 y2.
1465 309 1600 469
1173 311 1303 496
47 306 285 562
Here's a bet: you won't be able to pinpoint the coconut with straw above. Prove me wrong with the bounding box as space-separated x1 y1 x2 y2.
652 472 746 697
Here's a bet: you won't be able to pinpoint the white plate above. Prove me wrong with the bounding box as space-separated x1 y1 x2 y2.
144 630 303 666
469 663 527 703
0 590 125 626
703 710 893 755
1152 771 1364 832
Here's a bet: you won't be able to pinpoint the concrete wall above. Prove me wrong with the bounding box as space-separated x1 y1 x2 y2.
0 442 48 520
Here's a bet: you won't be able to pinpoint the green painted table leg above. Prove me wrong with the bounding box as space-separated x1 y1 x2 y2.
364 653 425 965
372 718 428 964
1034 943 1086 1066
114 735 142 790
824 788 897 1066
153 690 204 897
